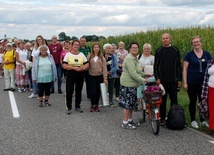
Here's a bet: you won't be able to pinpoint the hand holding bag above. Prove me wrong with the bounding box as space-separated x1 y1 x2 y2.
198 99 209 119
100 83 109 106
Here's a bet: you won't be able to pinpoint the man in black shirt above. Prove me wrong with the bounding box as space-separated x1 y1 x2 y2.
154 33 182 126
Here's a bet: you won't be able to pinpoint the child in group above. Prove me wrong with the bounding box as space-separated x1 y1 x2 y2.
138 65 165 111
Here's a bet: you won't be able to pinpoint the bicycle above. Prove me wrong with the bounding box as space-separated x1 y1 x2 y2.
141 84 163 135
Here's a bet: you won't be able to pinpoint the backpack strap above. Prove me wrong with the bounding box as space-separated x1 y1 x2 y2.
138 53 142 60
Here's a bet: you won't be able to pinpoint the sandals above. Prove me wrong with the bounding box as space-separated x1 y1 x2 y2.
39 101 51 107
39 103 43 107
45 102 51 106
160 120 166 126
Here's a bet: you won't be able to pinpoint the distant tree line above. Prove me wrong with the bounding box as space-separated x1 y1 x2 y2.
58 32 106 42
2 32 106 43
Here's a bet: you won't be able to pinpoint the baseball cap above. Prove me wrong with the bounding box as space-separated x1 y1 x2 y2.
7 42 12 46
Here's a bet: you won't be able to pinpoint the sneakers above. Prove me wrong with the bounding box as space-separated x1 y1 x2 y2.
67 110 71 115
122 122 136 129
201 121 209 128
110 102 116 108
128 120 140 127
58 90 63 94
90 105 95 112
28 93 37 99
18 88 22 93
90 107 94 112
75 108 83 113
191 121 199 129
95 106 100 112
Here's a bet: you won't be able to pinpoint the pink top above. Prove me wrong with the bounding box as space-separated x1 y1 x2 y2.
61 50 66 61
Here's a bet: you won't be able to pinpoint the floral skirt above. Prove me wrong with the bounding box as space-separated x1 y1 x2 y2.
118 85 138 110
15 64 29 86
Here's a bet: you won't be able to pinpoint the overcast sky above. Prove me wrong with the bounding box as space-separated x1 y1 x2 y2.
0 0 214 40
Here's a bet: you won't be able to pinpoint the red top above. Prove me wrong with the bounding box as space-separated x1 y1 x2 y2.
48 43 63 64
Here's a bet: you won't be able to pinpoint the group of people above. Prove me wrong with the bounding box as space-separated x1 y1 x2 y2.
0 33 214 131
117 33 214 131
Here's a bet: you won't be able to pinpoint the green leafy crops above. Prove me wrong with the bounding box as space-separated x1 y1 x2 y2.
98 25 214 58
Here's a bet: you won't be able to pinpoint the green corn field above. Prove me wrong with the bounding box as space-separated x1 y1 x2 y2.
97 25 214 59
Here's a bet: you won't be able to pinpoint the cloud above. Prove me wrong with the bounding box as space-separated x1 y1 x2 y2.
160 0 214 7
0 0 214 40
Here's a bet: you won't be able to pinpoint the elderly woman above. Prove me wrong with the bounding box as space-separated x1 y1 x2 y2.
25 42 33 91
32 45 57 107
15 41 29 93
103 43 118 107
28 35 50 99
183 36 212 129
118 42 145 129
137 43 155 111
62 40 89 114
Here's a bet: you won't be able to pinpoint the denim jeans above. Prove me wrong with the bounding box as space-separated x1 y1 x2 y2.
27 69 33 89
52 64 62 91
32 81 38 94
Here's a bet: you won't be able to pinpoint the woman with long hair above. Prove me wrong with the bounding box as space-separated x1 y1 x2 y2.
87 43 107 112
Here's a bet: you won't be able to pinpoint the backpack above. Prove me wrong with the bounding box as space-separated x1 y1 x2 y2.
166 104 186 130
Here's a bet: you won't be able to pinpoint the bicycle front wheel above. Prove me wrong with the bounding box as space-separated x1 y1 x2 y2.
151 120 160 135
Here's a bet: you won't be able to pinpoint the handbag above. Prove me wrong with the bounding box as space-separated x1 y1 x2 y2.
197 99 209 119
100 83 109 106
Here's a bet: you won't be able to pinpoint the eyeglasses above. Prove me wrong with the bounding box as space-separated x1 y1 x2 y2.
131 47 138 49
37 38 42 41
192 41 201 44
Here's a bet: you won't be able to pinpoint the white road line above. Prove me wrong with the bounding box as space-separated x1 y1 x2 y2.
8 91 20 118
209 141 214 144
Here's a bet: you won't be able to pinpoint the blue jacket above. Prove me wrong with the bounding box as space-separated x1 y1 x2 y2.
104 53 118 79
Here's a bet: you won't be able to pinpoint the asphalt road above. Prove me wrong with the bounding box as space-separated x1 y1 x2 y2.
0 77 214 155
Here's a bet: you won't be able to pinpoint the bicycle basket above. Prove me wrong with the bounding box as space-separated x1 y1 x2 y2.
144 90 163 103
